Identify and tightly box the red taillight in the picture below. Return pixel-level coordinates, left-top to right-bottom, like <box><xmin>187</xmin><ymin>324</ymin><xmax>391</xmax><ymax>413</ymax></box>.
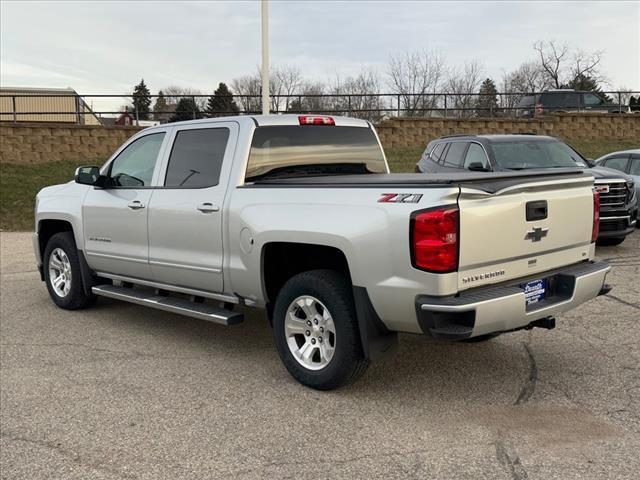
<box><xmin>592</xmin><ymin>189</ymin><xmax>600</xmax><ymax>242</ymax></box>
<box><xmin>535</xmin><ymin>103</ymin><xmax>544</xmax><ymax>115</ymax></box>
<box><xmin>298</xmin><ymin>115</ymin><xmax>335</xmax><ymax>126</ymax></box>
<box><xmin>411</xmin><ymin>207</ymin><xmax>459</xmax><ymax>273</ymax></box>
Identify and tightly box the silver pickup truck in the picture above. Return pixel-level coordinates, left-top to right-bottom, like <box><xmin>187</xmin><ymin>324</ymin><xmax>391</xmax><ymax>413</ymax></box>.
<box><xmin>34</xmin><ymin>114</ymin><xmax>611</xmax><ymax>389</ymax></box>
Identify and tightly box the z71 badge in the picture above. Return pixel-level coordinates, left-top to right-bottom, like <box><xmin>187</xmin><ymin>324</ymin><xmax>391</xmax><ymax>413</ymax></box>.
<box><xmin>378</xmin><ymin>193</ymin><xmax>423</xmax><ymax>203</ymax></box>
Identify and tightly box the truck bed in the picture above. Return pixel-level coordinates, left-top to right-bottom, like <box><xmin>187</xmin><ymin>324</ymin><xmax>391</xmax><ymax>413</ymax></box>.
<box><xmin>247</xmin><ymin>169</ymin><xmax>591</xmax><ymax>193</ymax></box>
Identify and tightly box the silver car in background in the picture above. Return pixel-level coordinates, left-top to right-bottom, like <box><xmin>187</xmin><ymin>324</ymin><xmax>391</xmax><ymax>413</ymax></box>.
<box><xmin>595</xmin><ymin>149</ymin><xmax>640</xmax><ymax>210</ymax></box>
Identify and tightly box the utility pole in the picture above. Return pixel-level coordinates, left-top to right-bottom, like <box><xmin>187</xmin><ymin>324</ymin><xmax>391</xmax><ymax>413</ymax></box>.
<box><xmin>261</xmin><ymin>0</ymin><xmax>270</xmax><ymax>115</ymax></box>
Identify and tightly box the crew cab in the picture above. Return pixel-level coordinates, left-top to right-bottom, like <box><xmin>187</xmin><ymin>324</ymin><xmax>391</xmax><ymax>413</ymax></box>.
<box><xmin>416</xmin><ymin>134</ymin><xmax>637</xmax><ymax>246</ymax></box>
<box><xmin>34</xmin><ymin>115</ymin><xmax>611</xmax><ymax>389</ymax></box>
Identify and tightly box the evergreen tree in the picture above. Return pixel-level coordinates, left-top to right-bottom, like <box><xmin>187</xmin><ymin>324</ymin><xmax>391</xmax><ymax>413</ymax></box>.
<box><xmin>132</xmin><ymin>79</ymin><xmax>152</xmax><ymax>120</ymax></box>
<box><xmin>475</xmin><ymin>78</ymin><xmax>499</xmax><ymax>117</ymax></box>
<box><xmin>153</xmin><ymin>90</ymin><xmax>169</xmax><ymax>122</ymax></box>
<box><xmin>205</xmin><ymin>83</ymin><xmax>240</xmax><ymax>117</ymax></box>
<box><xmin>567</xmin><ymin>74</ymin><xmax>612</xmax><ymax>102</ymax></box>
<box><xmin>169</xmin><ymin>97</ymin><xmax>202</xmax><ymax>123</ymax></box>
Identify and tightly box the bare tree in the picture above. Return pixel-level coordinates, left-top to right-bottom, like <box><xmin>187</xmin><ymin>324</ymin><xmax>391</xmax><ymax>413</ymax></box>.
<box><xmin>500</xmin><ymin>61</ymin><xmax>551</xmax><ymax>114</ymax></box>
<box><xmin>387</xmin><ymin>49</ymin><xmax>445</xmax><ymax>116</ymax></box>
<box><xmin>534</xmin><ymin>40</ymin><xmax>605</xmax><ymax>89</ymax></box>
<box><xmin>329</xmin><ymin>69</ymin><xmax>384</xmax><ymax>121</ymax></box>
<box><xmin>444</xmin><ymin>60</ymin><xmax>483</xmax><ymax>118</ymax></box>
<box><xmin>273</xmin><ymin>65</ymin><xmax>303</xmax><ymax>112</ymax></box>
<box><xmin>231</xmin><ymin>74</ymin><xmax>261</xmax><ymax>113</ymax></box>
<box><xmin>162</xmin><ymin>85</ymin><xmax>206</xmax><ymax>110</ymax></box>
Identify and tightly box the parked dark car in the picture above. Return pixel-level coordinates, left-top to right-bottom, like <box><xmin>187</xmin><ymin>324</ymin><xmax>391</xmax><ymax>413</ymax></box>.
<box><xmin>516</xmin><ymin>89</ymin><xmax>628</xmax><ymax>117</ymax></box>
<box><xmin>415</xmin><ymin>134</ymin><xmax>637</xmax><ymax>245</ymax></box>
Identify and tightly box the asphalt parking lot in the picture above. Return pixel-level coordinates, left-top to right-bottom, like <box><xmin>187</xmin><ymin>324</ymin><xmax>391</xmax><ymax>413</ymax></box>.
<box><xmin>1</xmin><ymin>231</ymin><xmax>638</xmax><ymax>479</ymax></box>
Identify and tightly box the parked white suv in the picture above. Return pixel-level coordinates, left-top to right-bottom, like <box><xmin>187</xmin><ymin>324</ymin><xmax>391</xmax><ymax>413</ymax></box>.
<box><xmin>34</xmin><ymin>115</ymin><xmax>611</xmax><ymax>389</ymax></box>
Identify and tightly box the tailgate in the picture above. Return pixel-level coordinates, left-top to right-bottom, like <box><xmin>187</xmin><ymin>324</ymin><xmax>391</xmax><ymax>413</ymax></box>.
<box><xmin>457</xmin><ymin>175</ymin><xmax>594</xmax><ymax>290</ymax></box>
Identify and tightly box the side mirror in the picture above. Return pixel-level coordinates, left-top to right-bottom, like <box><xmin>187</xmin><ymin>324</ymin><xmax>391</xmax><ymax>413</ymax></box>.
<box><xmin>75</xmin><ymin>166</ymin><xmax>101</xmax><ymax>185</ymax></box>
<box><xmin>467</xmin><ymin>162</ymin><xmax>491</xmax><ymax>172</ymax></box>
<box><xmin>584</xmin><ymin>159</ymin><xmax>596</xmax><ymax>168</ymax></box>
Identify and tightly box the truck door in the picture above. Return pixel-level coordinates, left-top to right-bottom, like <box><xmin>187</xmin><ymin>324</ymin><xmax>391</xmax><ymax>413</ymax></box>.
<box><xmin>83</xmin><ymin>131</ymin><xmax>169</xmax><ymax>279</ymax></box>
<box><xmin>147</xmin><ymin>122</ymin><xmax>238</xmax><ymax>293</ymax></box>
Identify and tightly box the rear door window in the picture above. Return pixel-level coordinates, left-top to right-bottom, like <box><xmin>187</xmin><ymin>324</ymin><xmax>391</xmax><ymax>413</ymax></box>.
<box><xmin>443</xmin><ymin>142</ymin><xmax>468</xmax><ymax>168</ymax></box>
<box><xmin>541</xmin><ymin>92</ymin><xmax>580</xmax><ymax>109</ymax></box>
<box><xmin>602</xmin><ymin>156</ymin><xmax>630</xmax><ymax>173</ymax></box>
<box><xmin>164</xmin><ymin>128</ymin><xmax>230</xmax><ymax>188</ymax></box>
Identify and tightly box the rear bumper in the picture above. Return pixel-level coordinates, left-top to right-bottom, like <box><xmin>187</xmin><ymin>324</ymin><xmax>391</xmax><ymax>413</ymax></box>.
<box><xmin>416</xmin><ymin>261</ymin><xmax>610</xmax><ymax>340</ymax></box>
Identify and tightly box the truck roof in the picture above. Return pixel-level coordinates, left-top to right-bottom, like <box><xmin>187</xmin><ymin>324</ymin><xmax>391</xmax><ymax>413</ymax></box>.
<box><xmin>143</xmin><ymin>114</ymin><xmax>371</xmax><ymax>132</ymax></box>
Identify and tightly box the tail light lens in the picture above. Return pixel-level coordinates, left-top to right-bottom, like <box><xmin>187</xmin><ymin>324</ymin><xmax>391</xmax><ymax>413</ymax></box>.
<box><xmin>298</xmin><ymin>115</ymin><xmax>335</xmax><ymax>126</ymax></box>
<box><xmin>535</xmin><ymin>103</ymin><xmax>544</xmax><ymax>115</ymax></box>
<box><xmin>592</xmin><ymin>189</ymin><xmax>600</xmax><ymax>242</ymax></box>
<box><xmin>411</xmin><ymin>207</ymin><xmax>459</xmax><ymax>273</ymax></box>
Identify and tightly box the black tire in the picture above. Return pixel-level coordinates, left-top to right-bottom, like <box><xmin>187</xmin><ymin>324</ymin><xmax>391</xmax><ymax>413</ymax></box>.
<box><xmin>596</xmin><ymin>237</ymin><xmax>626</xmax><ymax>247</ymax></box>
<box><xmin>43</xmin><ymin>232</ymin><xmax>96</xmax><ymax>310</ymax></box>
<box><xmin>461</xmin><ymin>333</ymin><xmax>501</xmax><ymax>343</ymax></box>
<box><xmin>272</xmin><ymin>270</ymin><xmax>369</xmax><ymax>390</ymax></box>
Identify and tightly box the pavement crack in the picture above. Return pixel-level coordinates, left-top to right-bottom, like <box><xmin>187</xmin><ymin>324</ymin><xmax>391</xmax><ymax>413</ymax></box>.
<box><xmin>494</xmin><ymin>437</ymin><xmax>529</xmax><ymax>480</ymax></box>
<box><xmin>514</xmin><ymin>342</ymin><xmax>537</xmax><ymax>405</ymax></box>
<box><xmin>0</xmin><ymin>431</ymin><xmax>136</xmax><ymax>479</ymax></box>
<box><xmin>604</xmin><ymin>294</ymin><xmax>640</xmax><ymax>310</ymax></box>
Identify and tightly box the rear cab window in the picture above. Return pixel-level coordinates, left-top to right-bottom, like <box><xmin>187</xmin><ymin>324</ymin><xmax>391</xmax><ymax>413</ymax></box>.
<box><xmin>164</xmin><ymin>128</ymin><xmax>230</xmax><ymax>188</ymax></box>
<box><xmin>245</xmin><ymin>126</ymin><xmax>386</xmax><ymax>181</ymax></box>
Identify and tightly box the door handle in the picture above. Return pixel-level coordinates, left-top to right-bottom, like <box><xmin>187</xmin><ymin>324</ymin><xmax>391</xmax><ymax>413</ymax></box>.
<box><xmin>197</xmin><ymin>202</ymin><xmax>220</xmax><ymax>213</ymax></box>
<box><xmin>127</xmin><ymin>200</ymin><xmax>146</xmax><ymax>210</ymax></box>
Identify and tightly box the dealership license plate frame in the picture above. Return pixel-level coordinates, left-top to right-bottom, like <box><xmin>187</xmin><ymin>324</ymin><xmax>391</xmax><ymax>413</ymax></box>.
<box><xmin>522</xmin><ymin>278</ymin><xmax>547</xmax><ymax>306</ymax></box>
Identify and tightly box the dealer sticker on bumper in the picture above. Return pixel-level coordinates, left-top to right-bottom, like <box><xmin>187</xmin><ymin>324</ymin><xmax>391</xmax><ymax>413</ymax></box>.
<box><xmin>523</xmin><ymin>279</ymin><xmax>546</xmax><ymax>306</ymax></box>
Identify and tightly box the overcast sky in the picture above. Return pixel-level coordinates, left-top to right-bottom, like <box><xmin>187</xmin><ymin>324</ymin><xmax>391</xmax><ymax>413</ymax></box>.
<box><xmin>1</xmin><ymin>0</ymin><xmax>638</xmax><ymax>110</ymax></box>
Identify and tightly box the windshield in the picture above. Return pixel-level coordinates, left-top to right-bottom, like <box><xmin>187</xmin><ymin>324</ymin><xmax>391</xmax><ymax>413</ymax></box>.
<box><xmin>492</xmin><ymin>140</ymin><xmax>588</xmax><ymax>170</ymax></box>
<box><xmin>245</xmin><ymin>126</ymin><xmax>387</xmax><ymax>181</ymax></box>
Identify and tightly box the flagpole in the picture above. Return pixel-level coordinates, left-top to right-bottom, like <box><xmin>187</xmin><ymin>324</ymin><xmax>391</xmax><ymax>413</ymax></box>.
<box><xmin>261</xmin><ymin>0</ymin><xmax>269</xmax><ymax>115</ymax></box>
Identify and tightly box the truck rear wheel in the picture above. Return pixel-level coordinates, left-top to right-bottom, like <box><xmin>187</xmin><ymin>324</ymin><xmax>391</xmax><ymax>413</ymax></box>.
<box><xmin>272</xmin><ymin>269</ymin><xmax>369</xmax><ymax>390</ymax></box>
<box><xmin>43</xmin><ymin>232</ymin><xmax>96</xmax><ymax>310</ymax></box>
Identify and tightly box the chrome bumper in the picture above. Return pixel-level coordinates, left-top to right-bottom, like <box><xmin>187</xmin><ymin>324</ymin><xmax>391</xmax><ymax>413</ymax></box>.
<box><xmin>416</xmin><ymin>261</ymin><xmax>611</xmax><ymax>339</ymax></box>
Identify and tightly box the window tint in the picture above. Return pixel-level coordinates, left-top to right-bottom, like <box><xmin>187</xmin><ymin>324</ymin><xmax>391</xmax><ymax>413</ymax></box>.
<box><xmin>246</xmin><ymin>126</ymin><xmax>386</xmax><ymax>181</ymax></box>
<box><xmin>430</xmin><ymin>143</ymin><xmax>446</xmax><ymax>163</ymax></box>
<box><xmin>630</xmin><ymin>158</ymin><xmax>640</xmax><ymax>175</ymax></box>
<box><xmin>540</xmin><ymin>92</ymin><xmax>580</xmax><ymax>108</ymax></box>
<box><xmin>492</xmin><ymin>140</ymin><xmax>587</xmax><ymax>169</ymax></box>
<box><xmin>443</xmin><ymin>142</ymin><xmax>467</xmax><ymax>167</ymax></box>
<box><xmin>164</xmin><ymin>128</ymin><xmax>230</xmax><ymax>188</ymax></box>
<box><xmin>584</xmin><ymin>93</ymin><xmax>604</xmax><ymax>106</ymax></box>
<box><xmin>463</xmin><ymin>143</ymin><xmax>490</xmax><ymax>169</ymax></box>
<box><xmin>109</xmin><ymin>133</ymin><xmax>165</xmax><ymax>187</ymax></box>
<box><xmin>517</xmin><ymin>95</ymin><xmax>535</xmax><ymax>107</ymax></box>
<box><xmin>602</xmin><ymin>156</ymin><xmax>629</xmax><ymax>173</ymax></box>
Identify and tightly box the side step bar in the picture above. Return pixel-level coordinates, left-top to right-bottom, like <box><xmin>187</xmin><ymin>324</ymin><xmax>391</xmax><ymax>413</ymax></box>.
<box><xmin>92</xmin><ymin>284</ymin><xmax>244</xmax><ymax>326</ymax></box>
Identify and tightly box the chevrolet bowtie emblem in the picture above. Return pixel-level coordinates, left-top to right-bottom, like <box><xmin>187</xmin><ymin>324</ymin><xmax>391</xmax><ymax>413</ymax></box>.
<box><xmin>525</xmin><ymin>227</ymin><xmax>549</xmax><ymax>242</ymax></box>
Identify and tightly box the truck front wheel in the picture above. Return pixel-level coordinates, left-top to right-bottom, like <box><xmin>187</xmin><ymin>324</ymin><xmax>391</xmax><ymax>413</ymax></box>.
<box><xmin>272</xmin><ymin>270</ymin><xmax>369</xmax><ymax>390</ymax></box>
<box><xmin>43</xmin><ymin>232</ymin><xmax>96</xmax><ymax>310</ymax></box>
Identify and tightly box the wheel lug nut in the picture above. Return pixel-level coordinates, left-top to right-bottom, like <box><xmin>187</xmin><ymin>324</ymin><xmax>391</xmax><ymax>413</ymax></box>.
<box><xmin>318</xmin><ymin>337</ymin><xmax>323</xmax><ymax>343</ymax></box>
<box><xmin>307</xmin><ymin>321</ymin><xmax>312</xmax><ymax>326</ymax></box>
<box><xmin>314</xmin><ymin>319</ymin><xmax>319</xmax><ymax>325</ymax></box>
<box><xmin>320</xmin><ymin>327</ymin><xmax>324</xmax><ymax>333</ymax></box>
<box><xmin>305</xmin><ymin>330</ymin><xmax>310</xmax><ymax>336</ymax></box>
<box><xmin>311</xmin><ymin>338</ymin><xmax>316</xmax><ymax>344</ymax></box>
